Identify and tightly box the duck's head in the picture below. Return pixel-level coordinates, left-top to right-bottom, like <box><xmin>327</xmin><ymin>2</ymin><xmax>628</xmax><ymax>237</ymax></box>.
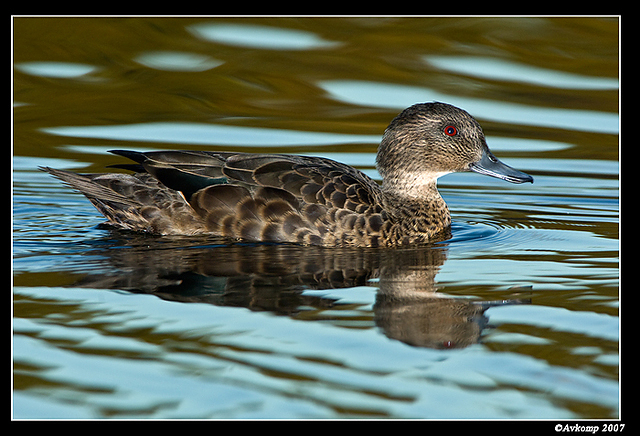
<box><xmin>376</xmin><ymin>102</ymin><xmax>533</xmax><ymax>196</ymax></box>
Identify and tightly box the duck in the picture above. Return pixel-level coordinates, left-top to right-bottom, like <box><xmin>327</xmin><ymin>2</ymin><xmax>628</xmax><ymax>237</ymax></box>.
<box><xmin>42</xmin><ymin>102</ymin><xmax>533</xmax><ymax>247</ymax></box>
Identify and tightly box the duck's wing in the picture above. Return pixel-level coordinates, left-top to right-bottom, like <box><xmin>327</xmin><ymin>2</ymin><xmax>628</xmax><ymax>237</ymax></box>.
<box><xmin>110</xmin><ymin>150</ymin><xmax>386</xmax><ymax>245</ymax></box>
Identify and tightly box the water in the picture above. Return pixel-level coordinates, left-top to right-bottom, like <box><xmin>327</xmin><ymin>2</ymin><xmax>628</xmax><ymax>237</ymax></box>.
<box><xmin>12</xmin><ymin>17</ymin><xmax>619</xmax><ymax>419</ymax></box>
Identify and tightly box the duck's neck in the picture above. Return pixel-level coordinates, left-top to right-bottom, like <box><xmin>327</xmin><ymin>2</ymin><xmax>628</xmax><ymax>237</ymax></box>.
<box><xmin>381</xmin><ymin>175</ymin><xmax>451</xmax><ymax>239</ymax></box>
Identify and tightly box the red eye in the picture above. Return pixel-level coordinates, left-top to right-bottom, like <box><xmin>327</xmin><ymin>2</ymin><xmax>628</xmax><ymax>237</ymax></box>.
<box><xmin>444</xmin><ymin>125</ymin><xmax>457</xmax><ymax>136</ymax></box>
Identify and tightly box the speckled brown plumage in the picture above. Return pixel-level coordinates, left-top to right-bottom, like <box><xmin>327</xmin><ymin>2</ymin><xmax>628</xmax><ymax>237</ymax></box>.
<box><xmin>42</xmin><ymin>102</ymin><xmax>533</xmax><ymax>247</ymax></box>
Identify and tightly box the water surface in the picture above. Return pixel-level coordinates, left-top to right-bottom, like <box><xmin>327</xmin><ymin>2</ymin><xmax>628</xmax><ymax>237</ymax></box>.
<box><xmin>13</xmin><ymin>16</ymin><xmax>619</xmax><ymax>419</ymax></box>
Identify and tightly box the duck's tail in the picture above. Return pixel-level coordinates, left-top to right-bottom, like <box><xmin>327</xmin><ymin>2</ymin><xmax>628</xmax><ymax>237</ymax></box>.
<box><xmin>40</xmin><ymin>166</ymin><xmax>205</xmax><ymax>234</ymax></box>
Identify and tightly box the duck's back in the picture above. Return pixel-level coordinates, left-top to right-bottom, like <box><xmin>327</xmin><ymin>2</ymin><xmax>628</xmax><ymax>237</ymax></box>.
<box><xmin>43</xmin><ymin>150</ymin><xmax>393</xmax><ymax>247</ymax></box>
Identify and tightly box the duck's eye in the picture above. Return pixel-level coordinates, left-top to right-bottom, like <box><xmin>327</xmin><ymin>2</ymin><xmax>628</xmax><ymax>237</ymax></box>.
<box><xmin>444</xmin><ymin>125</ymin><xmax>458</xmax><ymax>136</ymax></box>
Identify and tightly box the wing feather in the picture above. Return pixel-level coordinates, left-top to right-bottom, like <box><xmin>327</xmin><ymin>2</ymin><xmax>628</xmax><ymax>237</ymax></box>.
<box><xmin>51</xmin><ymin>150</ymin><xmax>387</xmax><ymax>245</ymax></box>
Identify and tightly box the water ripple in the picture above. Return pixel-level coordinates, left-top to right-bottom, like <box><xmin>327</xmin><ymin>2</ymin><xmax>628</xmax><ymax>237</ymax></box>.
<box><xmin>318</xmin><ymin>80</ymin><xmax>619</xmax><ymax>134</ymax></box>
<box><xmin>187</xmin><ymin>22</ymin><xmax>340</xmax><ymax>50</ymax></box>
<box><xmin>423</xmin><ymin>56</ymin><xmax>619</xmax><ymax>90</ymax></box>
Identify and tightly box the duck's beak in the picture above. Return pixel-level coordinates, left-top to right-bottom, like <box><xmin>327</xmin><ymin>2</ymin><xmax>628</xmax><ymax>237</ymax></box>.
<box><xmin>469</xmin><ymin>149</ymin><xmax>533</xmax><ymax>184</ymax></box>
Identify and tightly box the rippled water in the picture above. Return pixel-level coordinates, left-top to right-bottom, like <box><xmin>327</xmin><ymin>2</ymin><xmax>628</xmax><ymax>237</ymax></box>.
<box><xmin>13</xmin><ymin>17</ymin><xmax>619</xmax><ymax>420</ymax></box>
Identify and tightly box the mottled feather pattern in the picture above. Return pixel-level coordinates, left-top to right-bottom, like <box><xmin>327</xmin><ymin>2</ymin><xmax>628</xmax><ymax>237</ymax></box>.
<box><xmin>44</xmin><ymin>151</ymin><xmax>393</xmax><ymax>246</ymax></box>
<box><xmin>177</xmin><ymin>151</ymin><xmax>391</xmax><ymax>246</ymax></box>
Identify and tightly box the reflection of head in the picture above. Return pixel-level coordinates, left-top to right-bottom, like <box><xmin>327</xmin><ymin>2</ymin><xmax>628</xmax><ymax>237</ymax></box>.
<box><xmin>374</xmin><ymin>294</ymin><xmax>487</xmax><ymax>349</ymax></box>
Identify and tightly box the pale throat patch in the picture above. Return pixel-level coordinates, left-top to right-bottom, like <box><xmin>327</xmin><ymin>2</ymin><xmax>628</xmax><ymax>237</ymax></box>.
<box><xmin>383</xmin><ymin>170</ymin><xmax>451</xmax><ymax>199</ymax></box>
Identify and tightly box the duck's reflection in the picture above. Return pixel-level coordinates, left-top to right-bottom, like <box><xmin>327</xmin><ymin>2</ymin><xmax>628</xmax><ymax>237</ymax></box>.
<box><xmin>75</xmin><ymin>232</ymin><xmax>528</xmax><ymax>349</ymax></box>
